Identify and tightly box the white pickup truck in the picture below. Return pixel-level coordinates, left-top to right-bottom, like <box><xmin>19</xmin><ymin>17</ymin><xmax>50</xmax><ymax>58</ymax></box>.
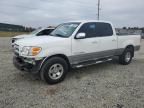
<box><xmin>11</xmin><ymin>27</ymin><xmax>54</xmax><ymax>46</ymax></box>
<box><xmin>13</xmin><ymin>20</ymin><xmax>141</xmax><ymax>84</ymax></box>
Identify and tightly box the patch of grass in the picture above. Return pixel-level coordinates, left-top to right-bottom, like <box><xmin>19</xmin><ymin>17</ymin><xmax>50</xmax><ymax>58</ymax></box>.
<box><xmin>0</xmin><ymin>31</ymin><xmax>29</xmax><ymax>37</ymax></box>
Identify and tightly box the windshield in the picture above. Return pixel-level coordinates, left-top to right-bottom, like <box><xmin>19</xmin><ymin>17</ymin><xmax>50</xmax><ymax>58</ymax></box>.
<box><xmin>50</xmin><ymin>23</ymin><xmax>80</xmax><ymax>38</ymax></box>
<box><xmin>30</xmin><ymin>28</ymin><xmax>42</xmax><ymax>35</ymax></box>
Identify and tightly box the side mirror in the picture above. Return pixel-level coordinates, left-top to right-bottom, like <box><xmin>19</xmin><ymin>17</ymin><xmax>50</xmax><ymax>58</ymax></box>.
<box><xmin>75</xmin><ymin>33</ymin><xmax>86</xmax><ymax>39</ymax></box>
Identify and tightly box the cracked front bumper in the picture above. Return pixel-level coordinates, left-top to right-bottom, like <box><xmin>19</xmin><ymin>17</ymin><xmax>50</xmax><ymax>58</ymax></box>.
<box><xmin>13</xmin><ymin>55</ymin><xmax>44</xmax><ymax>74</ymax></box>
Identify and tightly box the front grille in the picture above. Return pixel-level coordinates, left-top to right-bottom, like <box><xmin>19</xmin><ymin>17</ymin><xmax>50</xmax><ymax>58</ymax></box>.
<box><xmin>13</xmin><ymin>44</ymin><xmax>19</xmax><ymax>54</ymax></box>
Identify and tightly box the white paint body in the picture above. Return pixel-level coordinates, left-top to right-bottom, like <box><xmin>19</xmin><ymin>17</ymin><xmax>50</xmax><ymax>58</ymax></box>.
<box><xmin>15</xmin><ymin>20</ymin><xmax>141</xmax><ymax>61</ymax></box>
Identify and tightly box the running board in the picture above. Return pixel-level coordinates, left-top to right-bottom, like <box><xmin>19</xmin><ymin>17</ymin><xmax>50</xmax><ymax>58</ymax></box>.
<box><xmin>72</xmin><ymin>58</ymin><xmax>113</xmax><ymax>68</ymax></box>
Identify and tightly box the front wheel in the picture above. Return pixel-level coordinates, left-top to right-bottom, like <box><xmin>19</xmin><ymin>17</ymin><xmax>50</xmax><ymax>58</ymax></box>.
<box><xmin>119</xmin><ymin>48</ymin><xmax>133</xmax><ymax>65</ymax></box>
<box><xmin>40</xmin><ymin>57</ymin><xmax>68</xmax><ymax>84</ymax></box>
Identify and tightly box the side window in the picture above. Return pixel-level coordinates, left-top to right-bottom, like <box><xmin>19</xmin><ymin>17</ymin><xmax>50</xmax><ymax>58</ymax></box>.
<box><xmin>78</xmin><ymin>22</ymin><xmax>113</xmax><ymax>38</ymax></box>
<box><xmin>95</xmin><ymin>23</ymin><xmax>113</xmax><ymax>37</ymax></box>
<box><xmin>78</xmin><ymin>23</ymin><xmax>96</xmax><ymax>38</ymax></box>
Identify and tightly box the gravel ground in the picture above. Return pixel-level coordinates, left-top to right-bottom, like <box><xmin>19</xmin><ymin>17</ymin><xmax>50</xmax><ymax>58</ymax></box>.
<box><xmin>0</xmin><ymin>37</ymin><xmax>144</xmax><ymax>108</ymax></box>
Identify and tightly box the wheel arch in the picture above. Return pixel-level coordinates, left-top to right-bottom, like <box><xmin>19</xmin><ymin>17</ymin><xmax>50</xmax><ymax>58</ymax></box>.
<box><xmin>39</xmin><ymin>54</ymin><xmax>71</xmax><ymax>71</ymax></box>
<box><xmin>125</xmin><ymin>45</ymin><xmax>134</xmax><ymax>57</ymax></box>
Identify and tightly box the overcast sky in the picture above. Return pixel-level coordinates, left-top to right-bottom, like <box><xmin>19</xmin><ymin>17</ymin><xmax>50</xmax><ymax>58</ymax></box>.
<box><xmin>0</xmin><ymin>0</ymin><xmax>143</xmax><ymax>28</ymax></box>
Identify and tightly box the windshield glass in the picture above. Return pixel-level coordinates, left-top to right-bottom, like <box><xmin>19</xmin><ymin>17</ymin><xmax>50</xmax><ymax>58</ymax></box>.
<box><xmin>30</xmin><ymin>28</ymin><xmax>42</xmax><ymax>35</ymax></box>
<box><xmin>50</xmin><ymin>23</ymin><xmax>80</xmax><ymax>38</ymax></box>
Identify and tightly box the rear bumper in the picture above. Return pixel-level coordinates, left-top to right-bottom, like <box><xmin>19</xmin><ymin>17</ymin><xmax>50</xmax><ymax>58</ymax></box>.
<box><xmin>13</xmin><ymin>56</ymin><xmax>44</xmax><ymax>74</ymax></box>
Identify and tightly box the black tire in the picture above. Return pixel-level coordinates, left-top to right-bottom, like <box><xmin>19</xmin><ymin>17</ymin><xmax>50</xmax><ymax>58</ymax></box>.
<box><xmin>119</xmin><ymin>48</ymin><xmax>133</xmax><ymax>65</ymax></box>
<box><xmin>40</xmin><ymin>57</ymin><xmax>68</xmax><ymax>84</ymax></box>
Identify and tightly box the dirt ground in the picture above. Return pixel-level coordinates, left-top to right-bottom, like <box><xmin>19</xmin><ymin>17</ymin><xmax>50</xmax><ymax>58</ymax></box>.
<box><xmin>0</xmin><ymin>37</ymin><xmax>144</xmax><ymax>108</ymax></box>
<box><xmin>0</xmin><ymin>31</ymin><xmax>28</xmax><ymax>37</ymax></box>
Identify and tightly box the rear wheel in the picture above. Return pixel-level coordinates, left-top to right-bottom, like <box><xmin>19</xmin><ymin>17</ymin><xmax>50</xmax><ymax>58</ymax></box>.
<box><xmin>40</xmin><ymin>57</ymin><xmax>68</xmax><ymax>84</ymax></box>
<box><xmin>119</xmin><ymin>48</ymin><xmax>133</xmax><ymax>65</ymax></box>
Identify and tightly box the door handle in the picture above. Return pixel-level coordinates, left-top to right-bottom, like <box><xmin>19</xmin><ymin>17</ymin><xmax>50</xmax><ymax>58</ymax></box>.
<box><xmin>112</xmin><ymin>39</ymin><xmax>116</xmax><ymax>42</ymax></box>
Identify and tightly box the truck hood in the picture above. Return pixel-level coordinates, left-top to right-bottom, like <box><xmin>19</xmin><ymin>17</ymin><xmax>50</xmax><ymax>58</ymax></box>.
<box><xmin>15</xmin><ymin>36</ymin><xmax>67</xmax><ymax>46</ymax></box>
<box><xmin>12</xmin><ymin>34</ymin><xmax>34</xmax><ymax>39</ymax></box>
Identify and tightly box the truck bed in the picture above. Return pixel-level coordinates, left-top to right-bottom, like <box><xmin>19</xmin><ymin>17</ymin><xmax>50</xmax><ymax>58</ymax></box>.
<box><xmin>117</xmin><ymin>35</ymin><xmax>141</xmax><ymax>50</ymax></box>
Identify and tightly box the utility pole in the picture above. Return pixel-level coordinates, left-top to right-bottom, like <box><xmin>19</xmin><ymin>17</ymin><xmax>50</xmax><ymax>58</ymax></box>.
<box><xmin>97</xmin><ymin>0</ymin><xmax>100</xmax><ymax>20</ymax></box>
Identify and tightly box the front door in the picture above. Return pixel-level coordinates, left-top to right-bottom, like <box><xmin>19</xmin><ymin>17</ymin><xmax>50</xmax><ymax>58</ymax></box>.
<box><xmin>71</xmin><ymin>22</ymin><xmax>101</xmax><ymax>64</ymax></box>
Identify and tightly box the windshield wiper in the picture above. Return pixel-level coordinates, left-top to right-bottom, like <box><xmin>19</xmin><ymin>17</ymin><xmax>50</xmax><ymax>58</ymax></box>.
<box><xmin>49</xmin><ymin>34</ymin><xmax>67</xmax><ymax>38</ymax></box>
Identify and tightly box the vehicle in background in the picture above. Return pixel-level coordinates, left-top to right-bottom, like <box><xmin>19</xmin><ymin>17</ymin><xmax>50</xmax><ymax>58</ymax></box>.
<box><xmin>13</xmin><ymin>20</ymin><xmax>141</xmax><ymax>84</ymax></box>
<box><xmin>11</xmin><ymin>27</ymin><xmax>55</xmax><ymax>46</ymax></box>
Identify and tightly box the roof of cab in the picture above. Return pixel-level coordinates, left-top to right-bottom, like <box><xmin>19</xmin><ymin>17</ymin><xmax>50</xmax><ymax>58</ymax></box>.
<box><xmin>68</xmin><ymin>20</ymin><xmax>112</xmax><ymax>24</ymax></box>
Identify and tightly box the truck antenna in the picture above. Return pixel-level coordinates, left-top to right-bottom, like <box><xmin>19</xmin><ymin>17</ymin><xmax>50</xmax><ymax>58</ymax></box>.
<box><xmin>97</xmin><ymin>0</ymin><xmax>100</xmax><ymax>20</ymax></box>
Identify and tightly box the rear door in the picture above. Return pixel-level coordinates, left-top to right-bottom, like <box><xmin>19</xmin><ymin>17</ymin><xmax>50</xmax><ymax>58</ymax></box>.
<box><xmin>94</xmin><ymin>22</ymin><xmax>117</xmax><ymax>56</ymax></box>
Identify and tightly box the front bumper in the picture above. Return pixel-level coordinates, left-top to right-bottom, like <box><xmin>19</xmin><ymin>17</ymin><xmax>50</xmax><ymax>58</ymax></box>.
<box><xmin>13</xmin><ymin>56</ymin><xmax>44</xmax><ymax>74</ymax></box>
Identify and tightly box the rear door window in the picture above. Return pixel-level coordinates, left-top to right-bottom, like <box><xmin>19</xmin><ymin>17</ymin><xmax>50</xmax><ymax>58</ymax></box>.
<box><xmin>95</xmin><ymin>22</ymin><xmax>113</xmax><ymax>37</ymax></box>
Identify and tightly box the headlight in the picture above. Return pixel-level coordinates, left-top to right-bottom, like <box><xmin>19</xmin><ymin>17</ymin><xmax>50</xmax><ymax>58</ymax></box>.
<box><xmin>21</xmin><ymin>46</ymin><xmax>42</xmax><ymax>56</ymax></box>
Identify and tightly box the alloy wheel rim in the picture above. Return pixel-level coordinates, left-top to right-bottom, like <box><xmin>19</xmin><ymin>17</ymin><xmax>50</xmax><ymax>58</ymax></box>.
<box><xmin>48</xmin><ymin>64</ymin><xmax>64</xmax><ymax>80</ymax></box>
<box><xmin>125</xmin><ymin>52</ymin><xmax>131</xmax><ymax>62</ymax></box>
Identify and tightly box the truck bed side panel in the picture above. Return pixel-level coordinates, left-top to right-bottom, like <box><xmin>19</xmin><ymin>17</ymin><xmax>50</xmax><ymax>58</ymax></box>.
<box><xmin>116</xmin><ymin>35</ymin><xmax>141</xmax><ymax>55</ymax></box>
